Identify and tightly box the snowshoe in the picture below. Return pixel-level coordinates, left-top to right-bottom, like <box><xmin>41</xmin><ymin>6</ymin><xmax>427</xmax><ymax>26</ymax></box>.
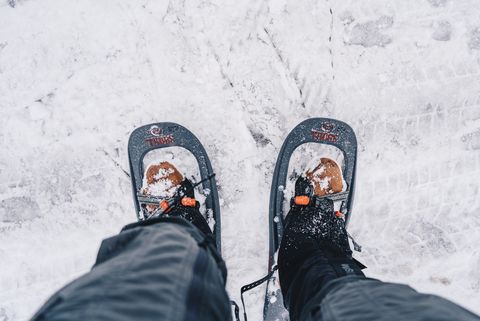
<box><xmin>263</xmin><ymin>118</ymin><xmax>358</xmax><ymax>321</ymax></box>
<box><xmin>127</xmin><ymin>123</ymin><xmax>222</xmax><ymax>251</ymax></box>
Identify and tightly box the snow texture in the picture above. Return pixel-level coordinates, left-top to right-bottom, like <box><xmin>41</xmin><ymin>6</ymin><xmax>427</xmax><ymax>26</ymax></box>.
<box><xmin>1</xmin><ymin>0</ymin><xmax>480</xmax><ymax>320</ymax></box>
<box><xmin>142</xmin><ymin>165</ymin><xmax>176</xmax><ymax>197</ymax></box>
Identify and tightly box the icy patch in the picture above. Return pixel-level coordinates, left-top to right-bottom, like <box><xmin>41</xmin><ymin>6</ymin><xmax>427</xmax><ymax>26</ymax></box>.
<box><xmin>346</xmin><ymin>16</ymin><xmax>393</xmax><ymax>48</ymax></box>
<box><xmin>268</xmin><ymin>0</ymin><xmax>286</xmax><ymax>15</ymax></box>
<box><xmin>459</xmin><ymin>119</ymin><xmax>480</xmax><ymax>150</ymax></box>
<box><xmin>0</xmin><ymin>197</ymin><xmax>40</xmax><ymax>223</ymax></box>
<box><xmin>468</xmin><ymin>27</ymin><xmax>480</xmax><ymax>50</ymax></box>
<box><xmin>0</xmin><ymin>308</ymin><xmax>11</xmax><ymax>321</ymax></box>
<box><xmin>74</xmin><ymin>173</ymin><xmax>105</xmax><ymax>197</ymax></box>
<box><xmin>432</xmin><ymin>20</ymin><xmax>452</xmax><ymax>41</ymax></box>
<box><xmin>461</xmin><ymin>129</ymin><xmax>480</xmax><ymax>150</ymax></box>
<box><xmin>339</xmin><ymin>11</ymin><xmax>355</xmax><ymax>26</ymax></box>
<box><xmin>248</xmin><ymin>126</ymin><xmax>271</xmax><ymax>147</ymax></box>
<box><xmin>428</xmin><ymin>0</ymin><xmax>448</xmax><ymax>7</ymax></box>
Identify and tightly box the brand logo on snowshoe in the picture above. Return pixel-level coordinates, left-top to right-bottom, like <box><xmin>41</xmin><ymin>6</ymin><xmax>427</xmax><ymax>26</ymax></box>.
<box><xmin>320</xmin><ymin>123</ymin><xmax>335</xmax><ymax>132</ymax></box>
<box><xmin>144</xmin><ymin>135</ymin><xmax>175</xmax><ymax>146</ymax></box>
<box><xmin>311</xmin><ymin>129</ymin><xmax>338</xmax><ymax>142</ymax></box>
<box><xmin>149</xmin><ymin>125</ymin><xmax>163</xmax><ymax>136</ymax></box>
<box><xmin>145</xmin><ymin>126</ymin><xmax>174</xmax><ymax>146</ymax></box>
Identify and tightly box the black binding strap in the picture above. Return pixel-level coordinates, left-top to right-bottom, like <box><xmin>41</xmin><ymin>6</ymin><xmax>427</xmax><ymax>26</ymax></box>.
<box><xmin>146</xmin><ymin>173</ymin><xmax>216</xmax><ymax>219</ymax></box>
<box><xmin>231</xmin><ymin>300</ymin><xmax>240</xmax><ymax>321</ymax></box>
<box><xmin>237</xmin><ymin>265</ymin><xmax>279</xmax><ymax>321</ymax></box>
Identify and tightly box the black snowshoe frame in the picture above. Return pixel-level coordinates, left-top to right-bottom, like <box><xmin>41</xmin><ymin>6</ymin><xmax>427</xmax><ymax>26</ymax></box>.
<box><xmin>264</xmin><ymin>118</ymin><xmax>358</xmax><ymax>321</ymax></box>
<box><xmin>128</xmin><ymin>122</ymin><xmax>221</xmax><ymax>251</ymax></box>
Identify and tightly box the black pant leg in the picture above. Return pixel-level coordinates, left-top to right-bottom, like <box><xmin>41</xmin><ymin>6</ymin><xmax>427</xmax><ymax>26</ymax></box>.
<box><xmin>290</xmin><ymin>262</ymin><xmax>480</xmax><ymax>321</ymax></box>
<box><xmin>284</xmin><ymin>251</ymin><xmax>364</xmax><ymax>321</ymax></box>
<box><xmin>31</xmin><ymin>218</ymin><xmax>232</xmax><ymax>321</ymax></box>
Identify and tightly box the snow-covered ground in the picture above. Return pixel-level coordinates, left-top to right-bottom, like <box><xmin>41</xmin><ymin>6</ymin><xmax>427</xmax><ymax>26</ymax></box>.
<box><xmin>1</xmin><ymin>0</ymin><xmax>480</xmax><ymax>319</ymax></box>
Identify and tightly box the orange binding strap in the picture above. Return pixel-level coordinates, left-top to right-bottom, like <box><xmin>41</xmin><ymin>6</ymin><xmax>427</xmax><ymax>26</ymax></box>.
<box><xmin>335</xmin><ymin>211</ymin><xmax>344</xmax><ymax>218</ymax></box>
<box><xmin>181</xmin><ymin>197</ymin><xmax>197</xmax><ymax>207</ymax></box>
<box><xmin>160</xmin><ymin>200</ymin><xmax>170</xmax><ymax>211</ymax></box>
<box><xmin>294</xmin><ymin>196</ymin><xmax>310</xmax><ymax>206</ymax></box>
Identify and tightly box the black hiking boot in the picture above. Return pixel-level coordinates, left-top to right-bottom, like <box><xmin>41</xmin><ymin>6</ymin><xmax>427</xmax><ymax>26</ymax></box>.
<box><xmin>278</xmin><ymin>159</ymin><xmax>365</xmax><ymax>313</ymax></box>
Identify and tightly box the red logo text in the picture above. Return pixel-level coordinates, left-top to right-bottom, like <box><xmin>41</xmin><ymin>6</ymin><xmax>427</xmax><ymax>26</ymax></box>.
<box><xmin>145</xmin><ymin>135</ymin><xmax>175</xmax><ymax>147</ymax></box>
<box><xmin>311</xmin><ymin>129</ymin><xmax>338</xmax><ymax>142</ymax></box>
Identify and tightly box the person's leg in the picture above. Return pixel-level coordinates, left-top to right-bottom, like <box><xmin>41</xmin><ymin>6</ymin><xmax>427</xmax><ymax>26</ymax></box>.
<box><xmin>31</xmin><ymin>216</ymin><xmax>231</xmax><ymax>321</ymax></box>
<box><xmin>31</xmin><ymin>161</ymin><xmax>231</xmax><ymax>321</ymax></box>
<box><xmin>278</xmin><ymin>163</ymin><xmax>480</xmax><ymax>321</ymax></box>
<box><xmin>311</xmin><ymin>276</ymin><xmax>480</xmax><ymax>321</ymax></box>
<box><xmin>280</xmin><ymin>231</ymin><xmax>480</xmax><ymax>321</ymax></box>
<box><xmin>278</xmin><ymin>197</ymin><xmax>365</xmax><ymax>321</ymax></box>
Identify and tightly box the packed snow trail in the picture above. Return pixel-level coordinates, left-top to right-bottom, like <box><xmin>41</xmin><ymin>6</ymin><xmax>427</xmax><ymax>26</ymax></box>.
<box><xmin>1</xmin><ymin>0</ymin><xmax>480</xmax><ymax>320</ymax></box>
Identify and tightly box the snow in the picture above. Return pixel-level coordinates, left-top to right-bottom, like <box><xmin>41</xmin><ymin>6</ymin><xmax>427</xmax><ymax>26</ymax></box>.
<box><xmin>1</xmin><ymin>0</ymin><xmax>480</xmax><ymax>320</ymax></box>
<box><xmin>142</xmin><ymin>164</ymin><xmax>176</xmax><ymax>197</ymax></box>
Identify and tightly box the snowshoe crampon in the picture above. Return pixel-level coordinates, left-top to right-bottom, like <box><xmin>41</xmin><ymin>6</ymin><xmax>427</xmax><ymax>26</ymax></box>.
<box><xmin>264</xmin><ymin>118</ymin><xmax>357</xmax><ymax>321</ymax></box>
<box><xmin>127</xmin><ymin>123</ymin><xmax>221</xmax><ymax>251</ymax></box>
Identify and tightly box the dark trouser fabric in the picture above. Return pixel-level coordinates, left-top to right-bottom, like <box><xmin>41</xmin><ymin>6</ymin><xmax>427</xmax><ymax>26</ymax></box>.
<box><xmin>30</xmin><ymin>217</ymin><xmax>232</xmax><ymax>321</ymax></box>
<box><xmin>289</xmin><ymin>259</ymin><xmax>480</xmax><ymax>321</ymax></box>
<box><xmin>31</xmin><ymin>216</ymin><xmax>480</xmax><ymax>321</ymax></box>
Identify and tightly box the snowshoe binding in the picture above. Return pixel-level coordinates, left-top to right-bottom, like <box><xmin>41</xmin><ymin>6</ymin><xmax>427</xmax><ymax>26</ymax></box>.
<box><xmin>138</xmin><ymin>161</ymin><xmax>213</xmax><ymax>236</ymax></box>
